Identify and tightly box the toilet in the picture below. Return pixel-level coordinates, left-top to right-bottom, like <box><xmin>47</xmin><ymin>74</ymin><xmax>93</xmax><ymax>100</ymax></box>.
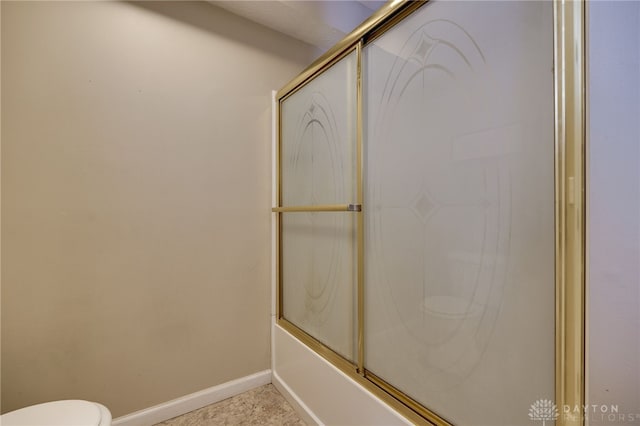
<box><xmin>0</xmin><ymin>400</ymin><xmax>111</xmax><ymax>426</ymax></box>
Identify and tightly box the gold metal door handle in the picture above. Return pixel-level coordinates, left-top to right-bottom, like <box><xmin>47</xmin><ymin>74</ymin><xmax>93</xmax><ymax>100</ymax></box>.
<box><xmin>272</xmin><ymin>203</ymin><xmax>362</xmax><ymax>213</ymax></box>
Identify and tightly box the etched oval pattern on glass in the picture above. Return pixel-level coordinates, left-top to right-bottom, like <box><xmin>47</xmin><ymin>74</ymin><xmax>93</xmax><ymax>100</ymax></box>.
<box><xmin>280</xmin><ymin>51</ymin><xmax>357</xmax><ymax>360</ymax></box>
<box><xmin>364</xmin><ymin>2</ymin><xmax>555</xmax><ymax>424</ymax></box>
<box><xmin>368</xmin><ymin>15</ymin><xmax>510</xmax><ymax>385</ymax></box>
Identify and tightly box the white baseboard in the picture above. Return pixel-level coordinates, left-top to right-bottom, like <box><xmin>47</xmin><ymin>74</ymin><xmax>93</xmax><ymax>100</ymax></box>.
<box><xmin>272</xmin><ymin>370</ymin><xmax>322</xmax><ymax>426</ymax></box>
<box><xmin>112</xmin><ymin>370</ymin><xmax>272</xmax><ymax>426</ymax></box>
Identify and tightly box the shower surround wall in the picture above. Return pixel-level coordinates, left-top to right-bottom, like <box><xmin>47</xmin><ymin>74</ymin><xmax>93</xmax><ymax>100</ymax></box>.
<box><xmin>1</xmin><ymin>1</ymin><xmax>316</xmax><ymax>417</ymax></box>
<box><xmin>588</xmin><ymin>1</ymin><xmax>640</xmax><ymax>420</ymax></box>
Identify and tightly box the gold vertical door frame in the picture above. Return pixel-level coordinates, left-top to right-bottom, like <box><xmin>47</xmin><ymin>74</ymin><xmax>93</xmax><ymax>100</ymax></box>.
<box><xmin>555</xmin><ymin>1</ymin><xmax>586</xmax><ymax>425</ymax></box>
<box><xmin>356</xmin><ymin>41</ymin><xmax>365</xmax><ymax>375</ymax></box>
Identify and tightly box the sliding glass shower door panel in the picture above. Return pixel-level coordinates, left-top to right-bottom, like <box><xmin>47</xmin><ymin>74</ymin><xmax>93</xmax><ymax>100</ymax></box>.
<box><xmin>363</xmin><ymin>2</ymin><xmax>555</xmax><ymax>424</ymax></box>
<box><xmin>280</xmin><ymin>51</ymin><xmax>357</xmax><ymax>361</ymax></box>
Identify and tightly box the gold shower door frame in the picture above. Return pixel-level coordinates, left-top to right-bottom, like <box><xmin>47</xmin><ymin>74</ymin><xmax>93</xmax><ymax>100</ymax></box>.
<box><xmin>273</xmin><ymin>1</ymin><xmax>586</xmax><ymax>425</ymax></box>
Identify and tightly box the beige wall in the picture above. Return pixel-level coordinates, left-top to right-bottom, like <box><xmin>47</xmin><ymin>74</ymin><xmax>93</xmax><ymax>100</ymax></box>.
<box><xmin>0</xmin><ymin>1</ymin><xmax>315</xmax><ymax>417</ymax></box>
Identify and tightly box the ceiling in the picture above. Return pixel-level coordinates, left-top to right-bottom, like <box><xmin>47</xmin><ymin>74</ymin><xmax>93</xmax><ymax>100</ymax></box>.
<box><xmin>208</xmin><ymin>1</ymin><xmax>387</xmax><ymax>50</ymax></box>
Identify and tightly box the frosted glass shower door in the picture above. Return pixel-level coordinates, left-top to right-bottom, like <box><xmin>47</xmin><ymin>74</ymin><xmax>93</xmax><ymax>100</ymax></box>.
<box><xmin>363</xmin><ymin>2</ymin><xmax>555</xmax><ymax>424</ymax></box>
<box><xmin>279</xmin><ymin>51</ymin><xmax>358</xmax><ymax>361</ymax></box>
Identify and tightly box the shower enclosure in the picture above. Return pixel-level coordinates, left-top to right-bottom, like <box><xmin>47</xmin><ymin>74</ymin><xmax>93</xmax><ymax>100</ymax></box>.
<box><xmin>273</xmin><ymin>1</ymin><xmax>585</xmax><ymax>424</ymax></box>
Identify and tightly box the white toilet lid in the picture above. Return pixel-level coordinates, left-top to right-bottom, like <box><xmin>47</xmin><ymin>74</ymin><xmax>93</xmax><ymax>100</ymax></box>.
<box><xmin>1</xmin><ymin>400</ymin><xmax>109</xmax><ymax>426</ymax></box>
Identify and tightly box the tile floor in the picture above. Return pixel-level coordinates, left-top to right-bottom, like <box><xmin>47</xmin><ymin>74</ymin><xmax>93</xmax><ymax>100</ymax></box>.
<box><xmin>154</xmin><ymin>384</ymin><xmax>306</xmax><ymax>426</ymax></box>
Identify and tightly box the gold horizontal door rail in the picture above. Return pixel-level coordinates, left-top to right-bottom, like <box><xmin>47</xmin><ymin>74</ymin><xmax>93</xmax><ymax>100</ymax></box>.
<box><xmin>272</xmin><ymin>204</ymin><xmax>361</xmax><ymax>213</ymax></box>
